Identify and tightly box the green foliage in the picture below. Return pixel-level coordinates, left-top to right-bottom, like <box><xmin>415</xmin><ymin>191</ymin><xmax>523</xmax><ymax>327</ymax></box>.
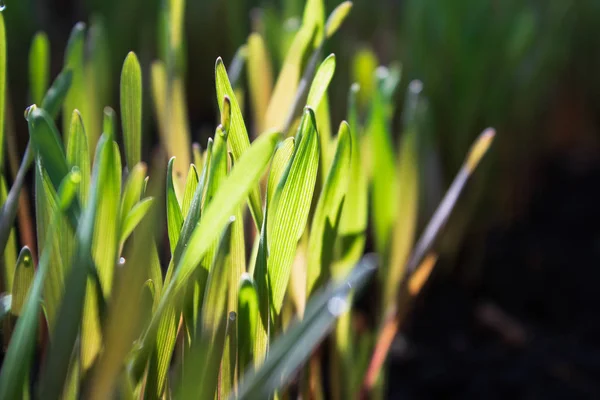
<box><xmin>0</xmin><ymin>1</ymin><xmax>496</xmax><ymax>399</ymax></box>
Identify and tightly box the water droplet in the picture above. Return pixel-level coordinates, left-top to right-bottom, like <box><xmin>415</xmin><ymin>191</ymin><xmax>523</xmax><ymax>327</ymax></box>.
<box><xmin>24</xmin><ymin>104</ymin><xmax>36</xmax><ymax>120</ymax></box>
<box><xmin>409</xmin><ymin>79</ymin><xmax>423</xmax><ymax>95</ymax></box>
<box><xmin>0</xmin><ymin>1</ymin><xmax>6</xmax><ymax>12</ymax></box>
<box><xmin>375</xmin><ymin>66</ymin><xmax>390</xmax><ymax>81</ymax></box>
<box><xmin>327</xmin><ymin>296</ymin><xmax>349</xmax><ymax>316</ymax></box>
<box><xmin>119</xmin><ymin>257</ymin><xmax>126</xmax><ymax>265</ymax></box>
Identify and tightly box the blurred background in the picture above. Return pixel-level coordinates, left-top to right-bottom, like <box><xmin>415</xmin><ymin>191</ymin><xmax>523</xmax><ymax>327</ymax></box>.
<box><xmin>4</xmin><ymin>0</ymin><xmax>600</xmax><ymax>397</ymax></box>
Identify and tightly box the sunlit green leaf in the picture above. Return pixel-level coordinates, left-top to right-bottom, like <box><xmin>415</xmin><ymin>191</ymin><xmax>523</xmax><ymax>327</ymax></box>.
<box><xmin>29</xmin><ymin>31</ymin><xmax>50</xmax><ymax>106</ymax></box>
<box><xmin>236</xmin><ymin>255</ymin><xmax>377</xmax><ymax>400</ymax></box>
<box><xmin>307</xmin><ymin>121</ymin><xmax>351</xmax><ymax>296</ymax></box>
<box><xmin>238</xmin><ymin>275</ymin><xmax>260</xmax><ymax>374</ymax></box>
<box><xmin>41</xmin><ymin>69</ymin><xmax>73</xmax><ymax>120</ymax></box>
<box><xmin>62</xmin><ymin>22</ymin><xmax>87</xmax><ymax>145</ymax></box>
<box><xmin>215</xmin><ymin>57</ymin><xmax>264</xmax><ymax>228</ymax></box>
<box><xmin>66</xmin><ymin>110</ymin><xmax>90</xmax><ymax>204</ymax></box>
<box><xmin>268</xmin><ymin>109</ymin><xmax>320</xmax><ymax>314</ymax></box>
<box><xmin>325</xmin><ymin>1</ymin><xmax>353</xmax><ymax>39</ymax></box>
<box><xmin>120</xmin><ymin>52</ymin><xmax>142</xmax><ymax>169</ymax></box>
<box><xmin>119</xmin><ymin>197</ymin><xmax>155</xmax><ymax>246</ymax></box>
<box><xmin>0</xmin><ymin>169</ymin><xmax>80</xmax><ymax>400</ymax></box>
<box><xmin>10</xmin><ymin>247</ymin><xmax>34</xmax><ymax>316</ymax></box>
<box><xmin>166</xmin><ymin>157</ymin><xmax>183</xmax><ymax>254</ymax></box>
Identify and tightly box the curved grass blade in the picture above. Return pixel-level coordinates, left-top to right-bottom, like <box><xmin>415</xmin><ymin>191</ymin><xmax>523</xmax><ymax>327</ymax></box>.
<box><xmin>86</xmin><ymin>17</ymin><xmax>112</xmax><ymax>156</ymax></box>
<box><xmin>119</xmin><ymin>197</ymin><xmax>155</xmax><ymax>246</ymax></box>
<box><xmin>120</xmin><ymin>52</ymin><xmax>142</xmax><ymax>169</ymax></box>
<box><xmin>383</xmin><ymin>82</ymin><xmax>423</xmax><ymax>311</ymax></box>
<box><xmin>66</xmin><ymin>110</ymin><xmax>90</xmax><ymax>204</ymax></box>
<box><xmin>325</xmin><ymin>1</ymin><xmax>353</xmax><ymax>39</ymax></box>
<box><xmin>265</xmin><ymin>24</ymin><xmax>315</xmax><ymax>132</ymax></box>
<box><xmin>10</xmin><ymin>247</ymin><xmax>34</xmax><ymax>316</ymax></box>
<box><xmin>81</xmin><ymin>110</ymin><xmax>122</xmax><ymax>371</ymax></box>
<box><xmin>405</xmin><ymin>128</ymin><xmax>496</xmax><ymax>275</ymax></box>
<box><xmin>131</xmin><ymin>131</ymin><xmax>279</xmax><ymax>378</ymax></box>
<box><xmin>41</xmin><ymin>69</ymin><xmax>73</xmax><ymax>119</ymax></box>
<box><xmin>181</xmin><ymin>164</ymin><xmax>198</xmax><ymax>218</ymax></box>
<box><xmin>0</xmin><ymin>145</ymin><xmax>32</xmax><ymax>270</ymax></box>
<box><xmin>87</xmin><ymin>167</ymin><xmax>162</xmax><ymax>400</ymax></box>
<box><xmin>166</xmin><ymin>157</ymin><xmax>183</xmax><ymax>254</ymax></box>
<box><xmin>268</xmin><ymin>109</ymin><xmax>320</xmax><ymax>314</ymax></box>
<box><xmin>39</xmin><ymin>133</ymin><xmax>110</xmax><ymax>398</ymax></box>
<box><xmin>215</xmin><ymin>58</ymin><xmax>264</xmax><ymax>228</ymax></box>
<box><xmin>119</xmin><ymin>162</ymin><xmax>147</xmax><ymax>227</ymax></box>
<box><xmin>369</xmin><ymin>67</ymin><xmax>399</xmax><ymax>259</ymax></box>
<box><xmin>178</xmin><ymin>220</ymin><xmax>234</xmax><ymax>399</ymax></box>
<box><xmin>336</xmin><ymin>84</ymin><xmax>367</xmax><ymax>272</ymax></box>
<box><xmin>62</xmin><ymin>22</ymin><xmax>87</xmax><ymax>145</ymax></box>
<box><xmin>0</xmin><ymin>175</ymin><xmax>17</xmax><ymax>293</ymax></box>
<box><xmin>29</xmin><ymin>31</ymin><xmax>50</xmax><ymax>106</ymax></box>
<box><xmin>235</xmin><ymin>255</ymin><xmax>377</xmax><ymax>400</ymax></box>
<box><xmin>0</xmin><ymin>169</ymin><xmax>80</xmax><ymax>400</ymax></box>
<box><xmin>306</xmin><ymin>54</ymin><xmax>335</xmax><ymax>110</ymax></box>
<box><xmin>307</xmin><ymin>121</ymin><xmax>351</xmax><ymax>296</ymax></box>
<box><xmin>238</xmin><ymin>275</ymin><xmax>259</xmax><ymax>374</ymax></box>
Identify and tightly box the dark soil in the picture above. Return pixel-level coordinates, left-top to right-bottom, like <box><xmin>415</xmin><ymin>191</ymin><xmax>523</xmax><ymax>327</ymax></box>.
<box><xmin>387</xmin><ymin>155</ymin><xmax>600</xmax><ymax>399</ymax></box>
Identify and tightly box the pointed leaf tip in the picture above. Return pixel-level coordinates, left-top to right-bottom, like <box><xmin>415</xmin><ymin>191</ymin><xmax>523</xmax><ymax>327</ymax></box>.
<box><xmin>466</xmin><ymin>128</ymin><xmax>495</xmax><ymax>172</ymax></box>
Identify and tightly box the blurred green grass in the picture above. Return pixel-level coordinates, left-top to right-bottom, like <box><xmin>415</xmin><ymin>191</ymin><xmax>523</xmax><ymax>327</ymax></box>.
<box><xmin>4</xmin><ymin>0</ymin><xmax>600</xmax><ymax>221</ymax></box>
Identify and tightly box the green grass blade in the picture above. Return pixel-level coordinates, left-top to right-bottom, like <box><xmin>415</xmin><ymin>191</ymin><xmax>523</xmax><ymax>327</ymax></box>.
<box><xmin>369</xmin><ymin>68</ymin><xmax>399</xmax><ymax>258</ymax></box>
<box><xmin>264</xmin><ymin>24</ymin><xmax>315</xmax><ymax>132</ymax></box>
<box><xmin>120</xmin><ymin>52</ymin><xmax>142</xmax><ymax>169</ymax></box>
<box><xmin>62</xmin><ymin>22</ymin><xmax>87</xmax><ymax>145</ymax></box>
<box><xmin>181</xmin><ymin>164</ymin><xmax>198</xmax><ymax>218</ymax></box>
<box><xmin>132</xmin><ymin>131</ymin><xmax>278</xmax><ymax>378</ymax></box>
<box><xmin>220</xmin><ymin>311</ymin><xmax>238</xmax><ymax>400</ymax></box>
<box><xmin>28</xmin><ymin>107</ymin><xmax>70</xmax><ymax>193</ymax></box>
<box><xmin>10</xmin><ymin>247</ymin><xmax>34</xmax><ymax>316</ymax></box>
<box><xmin>119</xmin><ymin>197</ymin><xmax>155</xmax><ymax>246</ymax></box>
<box><xmin>39</xmin><ymin>133</ymin><xmax>110</xmax><ymax>398</ymax></box>
<box><xmin>0</xmin><ymin>175</ymin><xmax>17</xmax><ymax>293</ymax></box>
<box><xmin>384</xmin><ymin>116</ymin><xmax>420</xmax><ymax>312</ymax></box>
<box><xmin>325</xmin><ymin>1</ymin><xmax>353</xmax><ymax>39</ymax></box>
<box><xmin>178</xmin><ymin>220</ymin><xmax>234</xmax><ymax>398</ymax></box>
<box><xmin>268</xmin><ymin>109</ymin><xmax>320</xmax><ymax>314</ymax></box>
<box><xmin>66</xmin><ymin>110</ymin><xmax>90</xmax><ymax>204</ymax></box>
<box><xmin>81</xmin><ymin>110</ymin><xmax>122</xmax><ymax>371</ymax></box>
<box><xmin>336</xmin><ymin>84</ymin><xmax>368</xmax><ymax>272</ymax></box>
<box><xmin>238</xmin><ymin>275</ymin><xmax>260</xmax><ymax>374</ymax></box>
<box><xmin>92</xmin><ymin>108</ymin><xmax>121</xmax><ymax>296</ymax></box>
<box><xmin>247</xmin><ymin>33</ymin><xmax>273</xmax><ymax>135</ymax></box>
<box><xmin>29</xmin><ymin>31</ymin><xmax>50</xmax><ymax>105</ymax></box>
<box><xmin>306</xmin><ymin>54</ymin><xmax>335</xmax><ymax>110</ymax></box>
<box><xmin>87</xmin><ymin>171</ymin><xmax>161</xmax><ymax>400</ymax></box>
<box><xmin>307</xmin><ymin>121</ymin><xmax>351</xmax><ymax>296</ymax></box>
<box><xmin>215</xmin><ymin>58</ymin><xmax>264</xmax><ymax>228</ymax></box>
<box><xmin>0</xmin><ymin>146</ymin><xmax>33</xmax><ymax>269</ymax></box>
<box><xmin>119</xmin><ymin>162</ymin><xmax>147</xmax><ymax>228</ymax></box>
<box><xmin>302</xmin><ymin>0</ymin><xmax>325</xmax><ymax>46</ymax></box>
<box><xmin>166</xmin><ymin>157</ymin><xmax>184</xmax><ymax>254</ymax></box>
<box><xmin>0</xmin><ymin>169</ymin><xmax>80</xmax><ymax>400</ymax></box>
<box><xmin>41</xmin><ymin>69</ymin><xmax>73</xmax><ymax>119</ymax></box>
<box><xmin>34</xmin><ymin>159</ymin><xmax>74</xmax><ymax>328</ymax></box>
<box><xmin>236</xmin><ymin>255</ymin><xmax>377</xmax><ymax>399</ymax></box>
<box><xmin>86</xmin><ymin>17</ymin><xmax>112</xmax><ymax>156</ymax></box>
<box><xmin>405</xmin><ymin>129</ymin><xmax>495</xmax><ymax>275</ymax></box>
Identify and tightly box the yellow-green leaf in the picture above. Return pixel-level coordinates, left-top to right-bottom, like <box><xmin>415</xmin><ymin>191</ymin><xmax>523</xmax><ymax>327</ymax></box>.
<box><xmin>11</xmin><ymin>247</ymin><xmax>34</xmax><ymax>316</ymax></box>
<box><xmin>29</xmin><ymin>31</ymin><xmax>50</xmax><ymax>106</ymax></box>
<box><xmin>268</xmin><ymin>109</ymin><xmax>320</xmax><ymax>313</ymax></box>
<box><xmin>120</xmin><ymin>52</ymin><xmax>142</xmax><ymax>169</ymax></box>
<box><xmin>62</xmin><ymin>23</ymin><xmax>87</xmax><ymax>146</ymax></box>
<box><xmin>306</xmin><ymin>121</ymin><xmax>351</xmax><ymax>296</ymax></box>
<box><xmin>247</xmin><ymin>33</ymin><xmax>273</xmax><ymax>134</ymax></box>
